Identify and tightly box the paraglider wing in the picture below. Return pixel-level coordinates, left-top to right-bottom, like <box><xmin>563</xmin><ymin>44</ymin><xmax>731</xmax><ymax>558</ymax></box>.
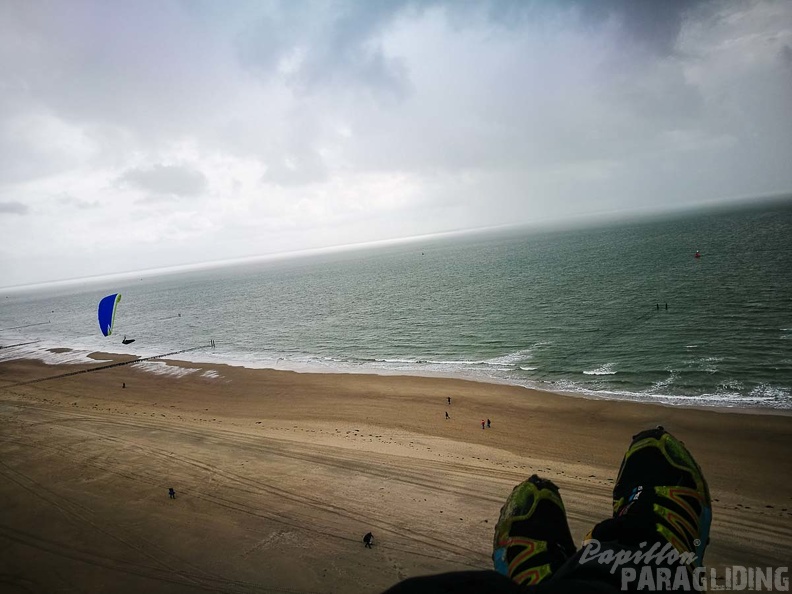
<box><xmin>98</xmin><ymin>293</ymin><xmax>122</xmax><ymax>336</ymax></box>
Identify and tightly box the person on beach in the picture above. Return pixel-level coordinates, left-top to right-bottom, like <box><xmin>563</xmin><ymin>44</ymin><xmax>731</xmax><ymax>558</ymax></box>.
<box><xmin>383</xmin><ymin>426</ymin><xmax>711</xmax><ymax>593</ymax></box>
<box><xmin>487</xmin><ymin>418</ymin><xmax>491</xmax><ymax>428</ymax></box>
<box><xmin>448</xmin><ymin>397</ymin><xmax>452</xmax><ymax>405</ymax></box>
<box><xmin>168</xmin><ymin>487</ymin><xmax>176</xmax><ymax>499</ymax></box>
<box><xmin>364</xmin><ymin>532</ymin><xmax>374</xmax><ymax>548</ymax></box>
<box><xmin>445</xmin><ymin>411</ymin><xmax>450</xmax><ymax>420</ymax></box>
<box><xmin>481</xmin><ymin>419</ymin><xmax>486</xmax><ymax>430</ymax></box>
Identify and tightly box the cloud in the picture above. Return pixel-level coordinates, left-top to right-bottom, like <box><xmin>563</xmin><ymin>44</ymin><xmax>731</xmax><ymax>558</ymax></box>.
<box><xmin>0</xmin><ymin>0</ymin><xmax>790</xmax><ymax>288</ymax></box>
<box><xmin>445</xmin><ymin>0</ymin><xmax>706</xmax><ymax>57</ymax></box>
<box><xmin>262</xmin><ymin>151</ymin><xmax>329</xmax><ymax>187</ymax></box>
<box><xmin>58</xmin><ymin>194</ymin><xmax>100</xmax><ymax>210</ymax></box>
<box><xmin>0</xmin><ymin>111</ymin><xmax>96</xmax><ymax>186</ymax></box>
<box><xmin>118</xmin><ymin>164</ymin><xmax>208</xmax><ymax>197</ymax></box>
<box><xmin>236</xmin><ymin>1</ymin><xmax>414</xmax><ymax>98</ymax></box>
<box><xmin>575</xmin><ymin>0</ymin><xmax>704</xmax><ymax>56</ymax></box>
<box><xmin>0</xmin><ymin>201</ymin><xmax>29</xmax><ymax>215</ymax></box>
<box><xmin>782</xmin><ymin>44</ymin><xmax>792</xmax><ymax>69</ymax></box>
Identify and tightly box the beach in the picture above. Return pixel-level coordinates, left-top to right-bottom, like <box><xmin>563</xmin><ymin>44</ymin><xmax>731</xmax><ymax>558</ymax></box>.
<box><xmin>1</xmin><ymin>352</ymin><xmax>790</xmax><ymax>593</ymax></box>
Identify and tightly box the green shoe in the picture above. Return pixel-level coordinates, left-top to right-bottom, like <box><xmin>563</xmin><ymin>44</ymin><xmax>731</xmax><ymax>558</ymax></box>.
<box><xmin>610</xmin><ymin>426</ymin><xmax>712</xmax><ymax>566</ymax></box>
<box><xmin>493</xmin><ymin>475</ymin><xmax>577</xmax><ymax>587</ymax></box>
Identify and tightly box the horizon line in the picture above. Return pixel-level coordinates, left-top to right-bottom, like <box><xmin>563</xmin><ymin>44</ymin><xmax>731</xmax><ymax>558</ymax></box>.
<box><xmin>2</xmin><ymin>192</ymin><xmax>790</xmax><ymax>293</ymax></box>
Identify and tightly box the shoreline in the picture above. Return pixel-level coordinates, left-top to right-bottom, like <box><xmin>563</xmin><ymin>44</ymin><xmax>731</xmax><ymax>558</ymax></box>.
<box><xmin>3</xmin><ymin>344</ymin><xmax>791</xmax><ymax>417</ymax></box>
<box><xmin>1</xmin><ymin>352</ymin><xmax>791</xmax><ymax>592</ymax></box>
<box><xmin>118</xmin><ymin>352</ymin><xmax>792</xmax><ymax>418</ymax></box>
<box><xmin>1</xmin><ymin>342</ymin><xmax>790</xmax><ymax>416</ymax></box>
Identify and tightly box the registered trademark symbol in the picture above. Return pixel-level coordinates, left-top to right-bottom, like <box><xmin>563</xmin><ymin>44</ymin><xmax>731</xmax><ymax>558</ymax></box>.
<box><xmin>694</xmin><ymin>539</ymin><xmax>701</xmax><ymax>546</ymax></box>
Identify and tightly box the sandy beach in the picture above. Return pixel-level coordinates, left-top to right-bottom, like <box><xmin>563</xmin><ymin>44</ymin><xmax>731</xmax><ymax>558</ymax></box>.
<box><xmin>1</xmin><ymin>352</ymin><xmax>790</xmax><ymax>593</ymax></box>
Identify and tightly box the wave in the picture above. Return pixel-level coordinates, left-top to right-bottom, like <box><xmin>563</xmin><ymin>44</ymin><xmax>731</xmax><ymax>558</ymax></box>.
<box><xmin>313</xmin><ymin>350</ymin><xmax>535</xmax><ymax>370</ymax></box>
<box><xmin>131</xmin><ymin>360</ymin><xmax>200</xmax><ymax>378</ymax></box>
<box><xmin>546</xmin><ymin>378</ymin><xmax>792</xmax><ymax>410</ymax></box>
<box><xmin>684</xmin><ymin>356</ymin><xmax>723</xmax><ymax>375</ymax></box>
<box><xmin>482</xmin><ymin>349</ymin><xmax>534</xmax><ymax>367</ymax></box>
<box><xmin>583</xmin><ymin>363</ymin><xmax>617</xmax><ymax>375</ymax></box>
<box><xmin>2</xmin><ymin>337</ymin><xmax>790</xmax><ymax>411</ymax></box>
<box><xmin>649</xmin><ymin>371</ymin><xmax>679</xmax><ymax>392</ymax></box>
<box><xmin>749</xmin><ymin>383</ymin><xmax>790</xmax><ymax>400</ymax></box>
<box><xmin>0</xmin><ymin>342</ymin><xmax>110</xmax><ymax>366</ymax></box>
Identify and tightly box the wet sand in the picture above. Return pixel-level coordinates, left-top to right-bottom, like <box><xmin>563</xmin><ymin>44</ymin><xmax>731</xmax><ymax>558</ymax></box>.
<box><xmin>1</xmin><ymin>353</ymin><xmax>790</xmax><ymax>593</ymax></box>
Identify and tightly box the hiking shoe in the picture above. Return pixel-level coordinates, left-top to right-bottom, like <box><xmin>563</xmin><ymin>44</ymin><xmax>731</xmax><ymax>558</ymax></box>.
<box><xmin>608</xmin><ymin>426</ymin><xmax>712</xmax><ymax>566</ymax></box>
<box><xmin>493</xmin><ymin>475</ymin><xmax>577</xmax><ymax>587</ymax></box>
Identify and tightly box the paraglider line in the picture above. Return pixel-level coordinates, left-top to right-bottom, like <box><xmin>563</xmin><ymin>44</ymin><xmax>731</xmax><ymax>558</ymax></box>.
<box><xmin>0</xmin><ymin>321</ymin><xmax>50</xmax><ymax>331</ymax></box>
<box><xmin>1</xmin><ymin>343</ymin><xmax>212</xmax><ymax>389</ymax></box>
<box><xmin>0</xmin><ymin>340</ymin><xmax>42</xmax><ymax>350</ymax></box>
<box><xmin>157</xmin><ymin>315</ymin><xmax>183</xmax><ymax>322</ymax></box>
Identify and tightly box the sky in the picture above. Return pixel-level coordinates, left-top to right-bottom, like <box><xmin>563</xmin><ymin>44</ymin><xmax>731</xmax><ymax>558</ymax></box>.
<box><xmin>1</xmin><ymin>0</ymin><xmax>791</xmax><ymax>288</ymax></box>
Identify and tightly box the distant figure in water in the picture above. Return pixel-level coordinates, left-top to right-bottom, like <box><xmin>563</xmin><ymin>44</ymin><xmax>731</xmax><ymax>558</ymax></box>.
<box><xmin>695</xmin><ymin>250</ymin><xmax>701</xmax><ymax>258</ymax></box>
<box><xmin>487</xmin><ymin>419</ymin><xmax>491</xmax><ymax>429</ymax></box>
<box><xmin>363</xmin><ymin>532</ymin><xmax>373</xmax><ymax>548</ymax></box>
<box><xmin>445</xmin><ymin>411</ymin><xmax>450</xmax><ymax>420</ymax></box>
<box><xmin>481</xmin><ymin>419</ymin><xmax>486</xmax><ymax>430</ymax></box>
<box><xmin>665</xmin><ymin>303</ymin><xmax>668</xmax><ymax>310</ymax></box>
<box><xmin>168</xmin><ymin>487</ymin><xmax>176</xmax><ymax>499</ymax></box>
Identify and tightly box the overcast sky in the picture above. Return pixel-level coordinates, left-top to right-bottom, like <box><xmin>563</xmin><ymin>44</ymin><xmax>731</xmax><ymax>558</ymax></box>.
<box><xmin>1</xmin><ymin>0</ymin><xmax>791</xmax><ymax>288</ymax></box>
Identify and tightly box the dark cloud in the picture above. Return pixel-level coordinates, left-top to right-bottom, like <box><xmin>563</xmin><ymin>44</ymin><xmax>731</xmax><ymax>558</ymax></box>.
<box><xmin>782</xmin><ymin>45</ymin><xmax>792</xmax><ymax>70</ymax></box>
<box><xmin>0</xmin><ymin>201</ymin><xmax>29</xmax><ymax>215</ymax></box>
<box><xmin>118</xmin><ymin>165</ymin><xmax>208</xmax><ymax>197</ymax></box>
<box><xmin>465</xmin><ymin>0</ymin><xmax>705</xmax><ymax>56</ymax></box>
<box><xmin>236</xmin><ymin>1</ymin><xmax>414</xmax><ymax>98</ymax></box>
<box><xmin>578</xmin><ymin>0</ymin><xmax>703</xmax><ymax>55</ymax></box>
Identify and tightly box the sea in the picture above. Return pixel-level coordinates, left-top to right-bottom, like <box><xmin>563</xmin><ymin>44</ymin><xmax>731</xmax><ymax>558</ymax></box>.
<box><xmin>2</xmin><ymin>199</ymin><xmax>791</xmax><ymax>411</ymax></box>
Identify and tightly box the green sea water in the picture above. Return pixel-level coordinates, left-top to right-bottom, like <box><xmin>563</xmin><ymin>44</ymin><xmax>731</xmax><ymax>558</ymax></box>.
<box><xmin>2</xmin><ymin>199</ymin><xmax>791</xmax><ymax>410</ymax></box>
